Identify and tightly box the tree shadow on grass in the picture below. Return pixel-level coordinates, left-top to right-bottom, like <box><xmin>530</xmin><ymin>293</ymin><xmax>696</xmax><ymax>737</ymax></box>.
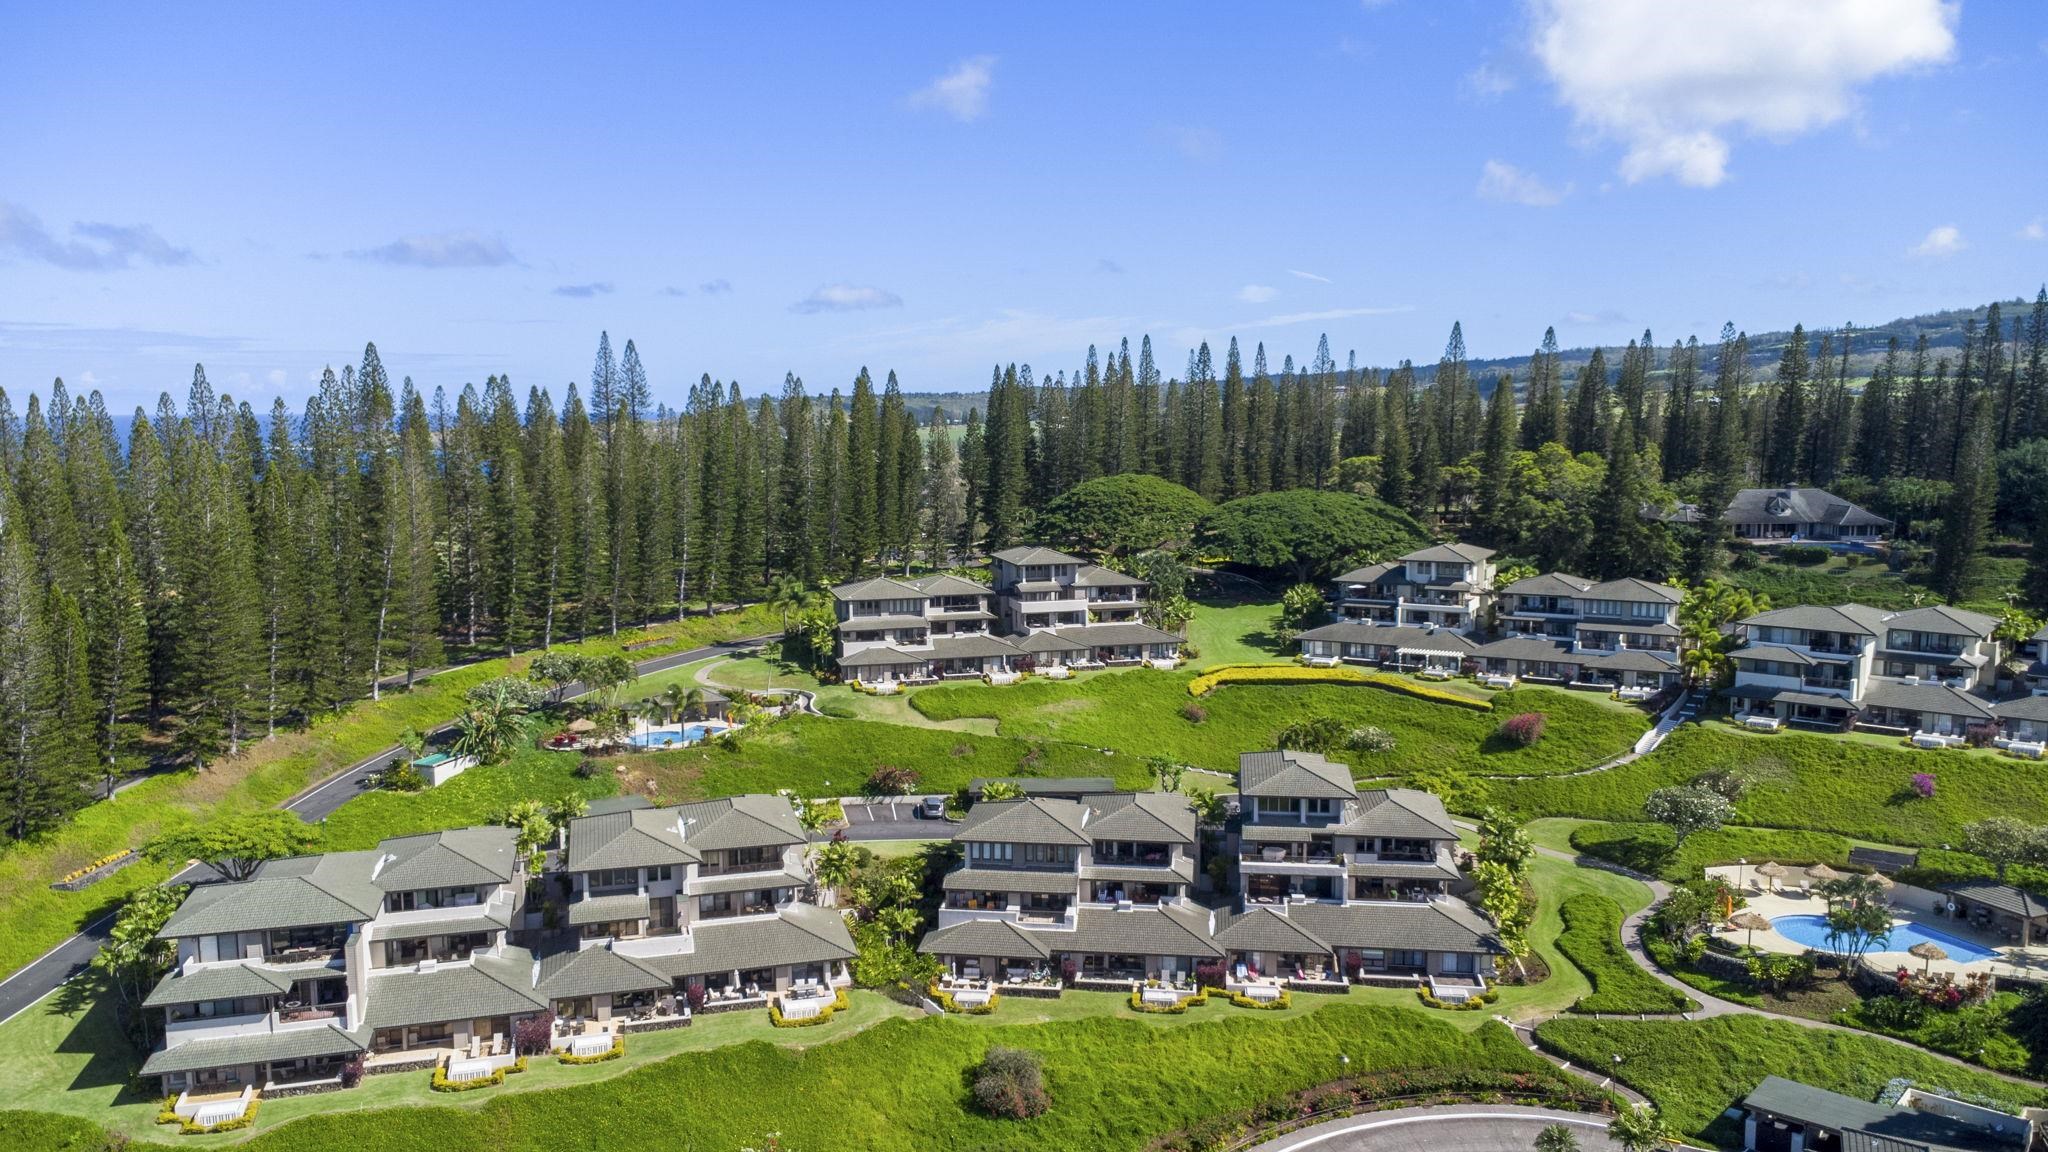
<box><xmin>48</xmin><ymin>977</ymin><xmax>153</xmax><ymax>1102</ymax></box>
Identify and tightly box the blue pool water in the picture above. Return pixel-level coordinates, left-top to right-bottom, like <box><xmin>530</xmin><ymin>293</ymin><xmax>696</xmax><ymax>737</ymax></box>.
<box><xmin>628</xmin><ymin>724</ymin><xmax>724</xmax><ymax>748</ymax></box>
<box><xmin>1769</xmin><ymin>914</ymin><xmax>2001</xmax><ymax>963</ymax></box>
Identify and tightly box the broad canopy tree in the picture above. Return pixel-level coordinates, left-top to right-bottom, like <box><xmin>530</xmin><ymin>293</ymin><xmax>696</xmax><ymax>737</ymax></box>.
<box><xmin>1037</xmin><ymin>474</ymin><xmax>1212</xmax><ymax>559</ymax></box>
<box><xmin>1196</xmin><ymin>489</ymin><xmax>1427</xmax><ymax>583</ymax></box>
<box><xmin>144</xmin><ymin>810</ymin><xmax>319</xmax><ymax>881</ymax></box>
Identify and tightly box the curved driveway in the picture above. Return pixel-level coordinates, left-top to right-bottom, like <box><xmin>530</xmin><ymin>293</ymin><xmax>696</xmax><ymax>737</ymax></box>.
<box><xmin>0</xmin><ymin>632</ymin><xmax>774</xmax><ymax>1026</ymax></box>
<box><xmin>1246</xmin><ymin>1106</ymin><xmax>1627</xmax><ymax>1152</ymax></box>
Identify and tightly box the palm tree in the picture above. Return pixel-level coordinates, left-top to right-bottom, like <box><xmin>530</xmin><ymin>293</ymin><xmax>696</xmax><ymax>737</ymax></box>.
<box><xmin>682</xmin><ymin>686</ymin><xmax>706</xmax><ymax>723</ymax></box>
<box><xmin>453</xmin><ymin>696</ymin><xmax>528</xmax><ymax>765</ymax></box>
<box><xmin>1607</xmin><ymin>1105</ymin><xmax>1670</xmax><ymax>1152</ymax></box>
<box><xmin>663</xmin><ymin>683</ymin><xmax>687</xmax><ymax>725</ymax></box>
<box><xmin>767</xmin><ymin>576</ymin><xmax>814</xmax><ymax>635</ymax></box>
<box><xmin>1533</xmin><ymin>1123</ymin><xmax>1582</xmax><ymax>1152</ymax></box>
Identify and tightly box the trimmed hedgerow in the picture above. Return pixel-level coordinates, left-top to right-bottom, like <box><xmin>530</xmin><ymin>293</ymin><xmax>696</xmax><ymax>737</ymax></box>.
<box><xmin>1554</xmin><ymin>894</ymin><xmax>1696</xmax><ymax>1015</ymax></box>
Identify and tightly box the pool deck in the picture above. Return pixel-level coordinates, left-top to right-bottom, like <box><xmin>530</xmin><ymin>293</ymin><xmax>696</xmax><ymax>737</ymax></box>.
<box><xmin>1705</xmin><ymin>865</ymin><xmax>2048</xmax><ymax>982</ymax></box>
<box><xmin>630</xmin><ymin>721</ymin><xmax>737</xmax><ymax>748</ymax></box>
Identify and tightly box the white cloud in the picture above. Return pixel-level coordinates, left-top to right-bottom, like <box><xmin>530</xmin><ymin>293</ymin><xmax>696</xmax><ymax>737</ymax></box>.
<box><xmin>1462</xmin><ymin>62</ymin><xmax>1516</xmax><ymax>100</ymax></box>
<box><xmin>1530</xmin><ymin>0</ymin><xmax>1957</xmax><ymax>187</ymax></box>
<box><xmin>2020</xmin><ymin>219</ymin><xmax>2046</xmax><ymax>242</ymax></box>
<box><xmin>266</xmin><ymin>369</ymin><xmax>287</xmax><ymax>386</ymax></box>
<box><xmin>1564</xmin><ymin>309</ymin><xmax>1628</xmax><ymax>325</ymax></box>
<box><xmin>1244</xmin><ymin>305</ymin><xmax>1410</xmax><ymax>330</ymax></box>
<box><xmin>1476</xmin><ymin>160</ymin><xmax>1569</xmax><ymax>206</ymax></box>
<box><xmin>77</xmin><ymin>370</ymin><xmax>98</xmax><ymax>388</ymax></box>
<box><xmin>1909</xmin><ymin>224</ymin><xmax>1964</xmax><ymax>257</ymax></box>
<box><xmin>909</xmin><ymin>55</ymin><xmax>996</xmax><ymax>122</ymax></box>
<box><xmin>1237</xmin><ymin>284</ymin><xmax>1278</xmax><ymax>304</ymax></box>
<box><xmin>349</xmin><ymin>230</ymin><xmax>517</xmax><ymax>268</ymax></box>
<box><xmin>1164</xmin><ymin>125</ymin><xmax>1223</xmax><ymax>163</ymax></box>
<box><xmin>0</xmin><ymin>201</ymin><xmax>194</xmax><ymax>270</ymax></box>
<box><xmin>1288</xmin><ymin>269</ymin><xmax>1332</xmax><ymax>283</ymax></box>
<box><xmin>791</xmin><ymin>283</ymin><xmax>903</xmax><ymax>314</ymax></box>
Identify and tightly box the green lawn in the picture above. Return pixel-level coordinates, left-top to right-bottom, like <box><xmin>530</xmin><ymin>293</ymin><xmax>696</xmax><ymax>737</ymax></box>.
<box><xmin>1553</xmin><ymin>894</ymin><xmax>1695</xmax><ymax>1015</ymax></box>
<box><xmin>630</xmin><ymin>714</ymin><xmax>1150</xmax><ymax>800</ymax></box>
<box><xmin>0</xmin><ymin>606</ymin><xmax>783</xmax><ymax>984</ymax></box>
<box><xmin>1535</xmin><ymin>1014</ymin><xmax>2048</xmax><ymax>1147</ymax></box>
<box><xmin>310</xmin><ymin>746</ymin><xmax>619</xmax><ymax>852</ymax></box>
<box><xmin>1</xmin><ymin>997</ymin><xmax>1571</xmax><ymax>1151</ymax></box>
<box><xmin>910</xmin><ymin>673</ymin><xmax>1645</xmax><ymax>778</ymax></box>
<box><xmin>1488</xmin><ymin>724</ymin><xmax>2048</xmax><ymax>847</ymax></box>
<box><xmin>1182</xmin><ymin>596</ymin><xmax>1291</xmax><ymax>669</ymax></box>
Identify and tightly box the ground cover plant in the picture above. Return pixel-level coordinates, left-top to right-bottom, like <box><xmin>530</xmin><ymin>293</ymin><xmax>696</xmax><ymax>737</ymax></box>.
<box><xmin>1553</xmin><ymin>894</ymin><xmax>1695</xmax><ymax>1015</ymax></box>
<box><xmin>1489</xmin><ymin>725</ymin><xmax>2048</xmax><ymax>846</ymax></box>
<box><xmin>0</xmin><ymin>607</ymin><xmax>779</xmax><ymax>983</ymax></box>
<box><xmin>631</xmin><ymin>714</ymin><xmax>1145</xmax><ymax>800</ymax></box>
<box><xmin>910</xmin><ymin>673</ymin><xmax>1643</xmax><ymax>777</ymax></box>
<box><xmin>1535</xmin><ymin>1014</ymin><xmax>2048</xmax><ymax>1147</ymax></box>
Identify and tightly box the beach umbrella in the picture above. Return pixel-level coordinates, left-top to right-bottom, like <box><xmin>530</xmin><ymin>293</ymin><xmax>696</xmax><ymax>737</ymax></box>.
<box><xmin>1754</xmin><ymin>861</ymin><xmax>1786</xmax><ymax>891</ymax></box>
<box><xmin>1805</xmin><ymin>863</ymin><xmax>1842</xmax><ymax>883</ymax></box>
<box><xmin>1909</xmin><ymin>940</ymin><xmax>1948</xmax><ymax>974</ymax></box>
<box><xmin>567</xmin><ymin>718</ymin><xmax>596</xmax><ymax>733</ymax></box>
<box><xmin>1728</xmin><ymin>911</ymin><xmax>1772</xmax><ymax>950</ymax></box>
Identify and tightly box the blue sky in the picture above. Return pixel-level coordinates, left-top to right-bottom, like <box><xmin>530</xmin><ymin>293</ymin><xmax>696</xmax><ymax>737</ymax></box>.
<box><xmin>1</xmin><ymin>1</ymin><xmax>2042</xmax><ymax>409</ymax></box>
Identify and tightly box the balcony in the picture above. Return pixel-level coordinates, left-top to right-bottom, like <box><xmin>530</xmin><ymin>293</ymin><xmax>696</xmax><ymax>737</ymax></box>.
<box><xmin>699</xmin><ymin>856</ymin><xmax>785</xmax><ymax>877</ymax></box>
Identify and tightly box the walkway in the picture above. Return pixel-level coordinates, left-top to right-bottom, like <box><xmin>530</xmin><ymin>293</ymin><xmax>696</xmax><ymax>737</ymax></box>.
<box><xmin>0</xmin><ymin>629</ymin><xmax>777</xmax><ymax>1027</ymax></box>
<box><xmin>1243</xmin><ymin>1104</ymin><xmax>1637</xmax><ymax>1152</ymax></box>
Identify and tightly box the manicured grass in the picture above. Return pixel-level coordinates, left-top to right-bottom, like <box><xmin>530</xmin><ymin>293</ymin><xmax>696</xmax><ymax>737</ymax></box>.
<box><xmin>1567</xmin><ymin>821</ymin><xmax>1861</xmax><ymax>884</ymax></box>
<box><xmin>1483</xmin><ymin>852</ymin><xmax>1658</xmax><ymax>1022</ymax></box>
<box><xmin>1182</xmin><ymin>596</ymin><xmax>1291</xmax><ymax>669</ymax></box>
<box><xmin>1833</xmin><ymin>990</ymin><xmax>2042</xmax><ymax>1077</ymax></box>
<box><xmin>310</xmin><ymin>746</ymin><xmax>619</xmax><ymax>852</ymax></box>
<box><xmin>0</xmin><ymin>978</ymin><xmax>921</xmax><ymax>1145</ymax></box>
<box><xmin>911</xmin><ymin>673</ymin><xmax>1645</xmax><ymax>778</ymax></box>
<box><xmin>1535</xmin><ymin>1014</ymin><xmax>2048</xmax><ymax>1146</ymax></box>
<box><xmin>1488</xmin><ymin>724</ymin><xmax>2048</xmax><ymax>847</ymax></box>
<box><xmin>629</xmin><ymin>714</ymin><xmax>1149</xmax><ymax>800</ymax></box>
<box><xmin>0</xmin><ymin>606</ymin><xmax>782</xmax><ymax>983</ymax></box>
<box><xmin>235</xmin><ymin>1006</ymin><xmax>1567</xmax><ymax>1152</ymax></box>
<box><xmin>1554</xmin><ymin>894</ymin><xmax>1696</xmax><ymax>1015</ymax></box>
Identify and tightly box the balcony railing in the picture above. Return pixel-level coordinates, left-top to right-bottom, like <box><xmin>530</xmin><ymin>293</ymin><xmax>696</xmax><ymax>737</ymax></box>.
<box><xmin>700</xmin><ymin>857</ymin><xmax>783</xmax><ymax>876</ymax></box>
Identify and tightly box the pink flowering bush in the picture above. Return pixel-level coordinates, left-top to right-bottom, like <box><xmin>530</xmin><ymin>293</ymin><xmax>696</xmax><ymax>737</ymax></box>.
<box><xmin>1497</xmin><ymin>712</ymin><xmax>1546</xmax><ymax>747</ymax></box>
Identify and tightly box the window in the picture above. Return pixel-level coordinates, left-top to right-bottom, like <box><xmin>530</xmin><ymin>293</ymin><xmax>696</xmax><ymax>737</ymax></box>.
<box><xmin>1631</xmin><ymin>600</ymin><xmax>1665</xmax><ymax>619</ymax></box>
<box><xmin>1305</xmin><ymin>798</ymin><xmax>1335</xmax><ymax>817</ymax></box>
<box><xmin>968</xmin><ymin>841</ymin><xmax>1013</xmax><ymax>863</ymax></box>
<box><xmin>648</xmin><ymin>865</ymin><xmax>672</xmax><ymax>882</ymax></box>
<box><xmin>588</xmin><ymin>868</ymin><xmax>639</xmax><ymax>892</ymax></box>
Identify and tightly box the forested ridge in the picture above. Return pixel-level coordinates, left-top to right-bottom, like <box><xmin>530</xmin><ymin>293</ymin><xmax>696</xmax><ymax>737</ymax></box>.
<box><xmin>1</xmin><ymin>289</ymin><xmax>2045</xmax><ymax>843</ymax></box>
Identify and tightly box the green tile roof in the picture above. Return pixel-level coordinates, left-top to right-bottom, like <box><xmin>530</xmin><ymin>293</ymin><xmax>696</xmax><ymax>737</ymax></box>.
<box><xmin>917</xmin><ymin>917</ymin><xmax>1051</xmax><ymax>959</ymax></box>
<box><xmin>361</xmin><ymin>949</ymin><xmax>544</xmax><ymax>1029</ymax></box>
<box><xmin>955</xmin><ymin>798</ymin><xmax>1091</xmax><ymax>846</ymax></box>
<box><xmin>1238</xmin><ymin>750</ymin><xmax>1357</xmax><ymax>800</ymax></box>
<box><xmin>642</xmin><ymin>905</ymin><xmax>854</xmax><ymax>979</ymax></box>
<box><xmin>144</xmin><ymin>962</ymin><xmax>299</xmax><ymax>1008</ymax></box>
<box><xmin>940</xmin><ymin>867</ymin><xmax>1078</xmax><ymax>895</ymax></box>
<box><xmin>566</xmin><ymin>892</ymin><xmax>651</xmax><ymax>926</ymax></box>
<box><xmin>141</xmin><ymin>1023</ymin><xmax>365</xmax><ymax>1076</ymax></box>
<box><xmin>534</xmin><ymin>945</ymin><xmax>671</xmax><ymax>1000</ymax></box>
<box><xmin>1063</xmin><ymin>904</ymin><xmax>1221</xmax><ymax>958</ymax></box>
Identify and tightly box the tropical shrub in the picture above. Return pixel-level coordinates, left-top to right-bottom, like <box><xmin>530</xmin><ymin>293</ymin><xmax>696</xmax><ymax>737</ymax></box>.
<box><xmin>1911</xmin><ymin>772</ymin><xmax>1937</xmax><ymax>799</ymax></box>
<box><xmin>1348</xmin><ymin>725</ymin><xmax>1396</xmax><ymax>753</ymax></box>
<box><xmin>1497</xmin><ymin>712</ymin><xmax>1546</xmax><ymax>747</ymax></box>
<box><xmin>863</xmin><ymin>765</ymin><xmax>920</xmax><ymax>796</ymax></box>
<box><xmin>513</xmin><ymin>1010</ymin><xmax>555</xmax><ymax>1056</ymax></box>
<box><xmin>972</xmin><ymin>1047</ymin><xmax>1050</xmax><ymax>1119</ymax></box>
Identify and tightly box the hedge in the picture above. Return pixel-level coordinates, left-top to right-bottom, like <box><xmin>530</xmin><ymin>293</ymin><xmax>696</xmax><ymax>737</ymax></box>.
<box><xmin>928</xmin><ymin>983</ymin><xmax>1000</xmax><ymax>1015</ymax></box>
<box><xmin>1127</xmin><ymin>988</ymin><xmax>1210</xmax><ymax>1014</ymax></box>
<box><xmin>1228</xmin><ymin>988</ymin><xmax>1292</xmax><ymax>1010</ymax></box>
<box><xmin>769</xmin><ymin>987</ymin><xmax>851</xmax><ymax>1027</ymax></box>
<box><xmin>1189</xmin><ymin>663</ymin><xmax>1493</xmax><ymax>710</ymax></box>
<box><xmin>432</xmin><ymin>1056</ymin><xmax>530</xmax><ymax>1089</ymax></box>
<box><xmin>557</xmin><ymin>1039</ymin><xmax>624</xmax><ymax>1065</ymax></box>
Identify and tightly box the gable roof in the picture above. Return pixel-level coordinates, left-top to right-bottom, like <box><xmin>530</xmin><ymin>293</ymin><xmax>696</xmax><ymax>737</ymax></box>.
<box><xmin>372</xmin><ymin>826</ymin><xmax>520</xmax><ymax>891</ymax></box>
<box><xmin>1343</xmin><ymin>788</ymin><xmax>1458</xmax><ymax>840</ymax></box>
<box><xmin>1332</xmin><ymin>561</ymin><xmax>1402</xmax><ymax>585</ymax></box>
<box><xmin>667</xmin><ymin>795</ymin><xmax>808</xmax><ymax>853</ymax></box>
<box><xmin>917</xmin><ymin>917</ymin><xmax>1052</xmax><ymax>959</ymax></box>
<box><xmin>1084</xmin><ymin>791</ymin><xmax>1197</xmax><ymax>842</ymax></box>
<box><xmin>362</xmin><ymin>946</ymin><xmax>547</xmax><ymax>1028</ymax></box>
<box><xmin>955</xmin><ymin>797</ymin><xmax>1093</xmax><ymax>845</ymax></box>
<box><xmin>1582</xmin><ymin>577</ymin><xmax>1684</xmax><ymax>604</ymax></box>
<box><xmin>1052</xmin><ymin>622</ymin><xmax>1183</xmax><ymax>647</ymax></box>
<box><xmin>159</xmin><ymin>852</ymin><xmax>387</xmax><ymax>938</ymax></box>
<box><xmin>564</xmin><ymin>807</ymin><xmax>700</xmax><ymax>872</ymax></box>
<box><xmin>904</xmin><ymin>573</ymin><xmax>989</xmax><ymax>597</ymax></box>
<box><xmin>1286</xmin><ymin>899</ymin><xmax>1506</xmax><ymax>955</ymax></box>
<box><xmin>1500</xmin><ymin>571</ymin><xmax>1595</xmax><ymax>597</ymax></box>
<box><xmin>1473</xmin><ymin>635</ymin><xmax>1581</xmax><ymax>663</ymax></box>
<box><xmin>1994</xmin><ymin>695</ymin><xmax>2048</xmax><ymax>723</ymax></box>
<box><xmin>1741</xmin><ymin>1076</ymin><xmax>2023</xmax><ymax>1152</ymax></box>
<box><xmin>640</xmin><ymin>903</ymin><xmax>856</xmax><ymax>979</ymax></box>
<box><xmin>1214</xmin><ymin>906</ymin><xmax>1332</xmax><ymax>954</ymax></box>
<box><xmin>1858</xmin><ymin>679</ymin><xmax>1995</xmax><ymax>720</ymax></box>
<box><xmin>1073</xmin><ymin>564</ymin><xmax>1146</xmax><ymax>587</ymax></box>
<box><xmin>535</xmin><ymin>943</ymin><xmax>672</xmax><ymax>999</ymax></box>
<box><xmin>992</xmin><ymin>545</ymin><xmax>1085</xmax><ymax>566</ymax></box>
<box><xmin>1065</xmin><ymin>902</ymin><xmax>1222</xmax><ymax>958</ymax></box>
<box><xmin>1292</xmin><ymin>621</ymin><xmax>1477</xmax><ymax>652</ymax></box>
<box><xmin>1881</xmin><ymin>604</ymin><xmax>2001</xmax><ymax>638</ymax></box>
<box><xmin>831</xmin><ymin>576</ymin><xmax>926</xmax><ymax>601</ymax></box>
<box><xmin>1741</xmin><ymin>602</ymin><xmax>1889</xmax><ymax>636</ymax></box>
<box><xmin>1238</xmin><ymin>750</ymin><xmax>1356</xmax><ymax>800</ymax></box>
<box><xmin>1400</xmin><ymin>542</ymin><xmax>1495</xmax><ymax>565</ymax></box>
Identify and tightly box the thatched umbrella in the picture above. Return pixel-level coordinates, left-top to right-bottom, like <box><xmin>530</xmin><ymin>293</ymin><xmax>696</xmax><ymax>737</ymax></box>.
<box><xmin>1909</xmin><ymin>940</ymin><xmax>1948</xmax><ymax>974</ymax></box>
<box><xmin>567</xmin><ymin>717</ymin><xmax>596</xmax><ymax>734</ymax></box>
<box><xmin>1729</xmin><ymin>911</ymin><xmax>1773</xmax><ymax>950</ymax></box>
<box><xmin>1754</xmin><ymin>861</ymin><xmax>1787</xmax><ymax>891</ymax></box>
<box><xmin>1805</xmin><ymin>863</ymin><xmax>1843</xmax><ymax>883</ymax></box>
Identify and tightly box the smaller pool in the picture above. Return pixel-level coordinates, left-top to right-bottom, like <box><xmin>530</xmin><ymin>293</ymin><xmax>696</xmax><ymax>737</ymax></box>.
<box><xmin>628</xmin><ymin>723</ymin><xmax>728</xmax><ymax>749</ymax></box>
<box><xmin>1768</xmin><ymin>914</ymin><xmax>2002</xmax><ymax>963</ymax></box>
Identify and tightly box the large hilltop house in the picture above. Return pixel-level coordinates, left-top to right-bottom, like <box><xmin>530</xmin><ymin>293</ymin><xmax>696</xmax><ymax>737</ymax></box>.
<box><xmin>1726</xmin><ymin>602</ymin><xmax>2004</xmax><ymax>744</ymax></box>
<box><xmin>831</xmin><ymin>546</ymin><xmax>1181</xmax><ymax>689</ymax></box>
<box><xmin>1217</xmin><ymin>750</ymin><xmax>1504</xmax><ymax>1003</ymax></box>
<box><xmin>911</xmin><ymin>762</ymin><xmax>1505</xmax><ymax>1007</ymax></box>
<box><xmin>140</xmin><ymin>795</ymin><xmax>851</xmax><ymax>1123</ymax></box>
<box><xmin>1722</xmin><ymin>487</ymin><xmax>1892</xmax><ymax>545</ymax></box>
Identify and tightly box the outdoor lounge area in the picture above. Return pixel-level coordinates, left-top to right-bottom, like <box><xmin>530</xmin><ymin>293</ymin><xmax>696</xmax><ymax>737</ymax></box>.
<box><xmin>1704</xmin><ymin>864</ymin><xmax>2048</xmax><ymax>982</ymax></box>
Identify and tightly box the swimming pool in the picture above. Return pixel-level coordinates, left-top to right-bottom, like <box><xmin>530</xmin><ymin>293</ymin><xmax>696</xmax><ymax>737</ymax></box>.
<box><xmin>628</xmin><ymin>723</ymin><xmax>727</xmax><ymax>749</ymax></box>
<box><xmin>1768</xmin><ymin>914</ymin><xmax>2002</xmax><ymax>963</ymax></box>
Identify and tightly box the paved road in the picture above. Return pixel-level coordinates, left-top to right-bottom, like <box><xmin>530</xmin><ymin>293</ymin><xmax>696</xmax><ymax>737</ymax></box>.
<box><xmin>0</xmin><ymin>632</ymin><xmax>775</xmax><ymax>1026</ymax></box>
<box><xmin>1245</xmin><ymin>1105</ymin><xmax>1629</xmax><ymax>1152</ymax></box>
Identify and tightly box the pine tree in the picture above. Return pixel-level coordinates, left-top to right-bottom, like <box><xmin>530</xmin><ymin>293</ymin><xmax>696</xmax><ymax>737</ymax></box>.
<box><xmin>956</xmin><ymin>406</ymin><xmax>983</xmax><ymax>554</ymax></box>
<box><xmin>0</xmin><ymin>466</ymin><xmax>72</xmax><ymax>838</ymax></box>
<box><xmin>877</xmin><ymin>372</ymin><xmax>906</xmax><ymax>567</ymax></box>
<box><xmin>1592</xmin><ymin>420</ymin><xmax>1660</xmax><ymax>579</ymax></box>
<box><xmin>1379</xmin><ymin>362</ymin><xmax>1413</xmax><ymax>509</ymax></box>
<box><xmin>1476</xmin><ymin>373</ymin><xmax>1517</xmax><ymax>543</ymax></box>
<box><xmin>725</xmin><ymin>382</ymin><xmax>763</xmax><ymax>599</ymax></box>
<box><xmin>2023</xmin><ymin>286</ymin><xmax>2048</xmax><ymax>442</ymax></box>
<box><xmin>776</xmin><ymin>374</ymin><xmax>819</xmax><ymax>582</ymax></box>
<box><xmin>1523</xmin><ymin>328</ymin><xmax>1565</xmax><ymax>450</ymax></box>
<box><xmin>167</xmin><ymin>435</ymin><xmax>262</xmax><ymax>763</ymax></box>
<box><xmin>523</xmin><ymin>388</ymin><xmax>569</xmax><ymax>645</ymax></box>
<box><xmin>563</xmin><ymin>386</ymin><xmax>609</xmax><ymax>635</ymax></box>
<box><xmin>922</xmin><ymin>407</ymin><xmax>963</xmax><ymax>566</ymax></box>
<box><xmin>845</xmin><ymin>368</ymin><xmax>880</xmax><ymax>568</ymax></box>
<box><xmin>1566</xmin><ymin>347</ymin><xmax>1610</xmax><ymax>455</ymax></box>
<box><xmin>1934</xmin><ymin>385</ymin><xmax>1996</xmax><ymax>601</ymax></box>
<box><xmin>1855</xmin><ymin>337</ymin><xmax>1901</xmax><ymax>482</ymax></box>
<box><xmin>982</xmin><ymin>366</ymin><xmax>1030</xmax><ymax>548</ymax></box>
<box><xmin>1763</xmin><ymin>325</ymin><xmax>1808</xmax><ymax>484</ymax></box>
<box><xmin>395</xmin><ymin>382</ymin><xmax>445</xmax><ymax>674</ymax></box>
